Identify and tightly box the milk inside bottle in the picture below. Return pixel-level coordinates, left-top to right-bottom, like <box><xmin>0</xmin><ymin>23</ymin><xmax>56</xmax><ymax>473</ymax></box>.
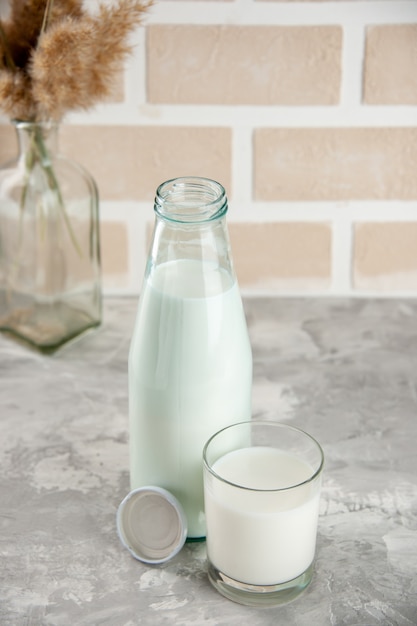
<box><xmin>128</xmin><ymin>177</ymin><xmax>252</xmax><ymax>539</ymax></box>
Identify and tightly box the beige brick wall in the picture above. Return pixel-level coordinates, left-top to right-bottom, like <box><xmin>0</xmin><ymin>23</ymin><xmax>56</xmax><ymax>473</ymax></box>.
<box><xmin>230</xmin><ymin>222</ymin><xmax>332</xmax><ymax>291</ymax></box>
<box><xmin>254</xmin><ymin>128</ymin><xmax>417</xmax><ymax>201</ymax></box>
<box><xmin>354</xmin><ymin>223</ymin><xmax>417</xmax><ymax>291</ymax></box>
<box><xmin>60</xmin><ymin>125</ymin><xmax>232</xmax><ymax>201</ymax></box>
<box><xmin>363</xmin><ymin>24</ymin><xmax>417</xmax><ymax>105</ymax></box>
<box><xmin>147</xmin><ymin>25</ymin><xmax>342</xmax><ymax>105</ymax></box>
<box><xmin>1</xmin><ymin>0</ymin><xmax>417</xmax><ymax>296</ymax></box>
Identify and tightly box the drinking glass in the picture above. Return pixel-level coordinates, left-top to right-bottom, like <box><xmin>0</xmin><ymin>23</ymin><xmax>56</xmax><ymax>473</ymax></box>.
<box><xmin>203</xmin><ymin>420</ymin><xmax>324</xmax><ymax>606</ymax></box>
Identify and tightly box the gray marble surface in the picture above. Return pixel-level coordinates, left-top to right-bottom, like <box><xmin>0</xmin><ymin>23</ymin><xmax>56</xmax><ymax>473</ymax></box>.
<box><xmin>1</xmin><ymin>297</ymin><xmax>417</xmax><ymax>625</ymax></box>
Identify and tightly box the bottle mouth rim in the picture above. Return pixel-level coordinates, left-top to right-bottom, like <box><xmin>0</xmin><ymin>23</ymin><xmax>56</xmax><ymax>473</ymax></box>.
<box><xmin>154</xmin><ymin>176</ymin><xmax>228</xmax><ymax>223</ymax></box>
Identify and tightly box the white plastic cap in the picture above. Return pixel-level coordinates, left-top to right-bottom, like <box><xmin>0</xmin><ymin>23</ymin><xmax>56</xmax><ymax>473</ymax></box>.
<box><xmin>117</xmin><ymin>487</ymin><xmax>187</xmax><ymax>564</ymax></box>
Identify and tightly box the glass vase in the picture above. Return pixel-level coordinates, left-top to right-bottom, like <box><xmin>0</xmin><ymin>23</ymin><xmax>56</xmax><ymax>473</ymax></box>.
<box><xmin>0</xmin><ymin>120</ymin><xmax>102</xmax><ymax>353</ymax></box>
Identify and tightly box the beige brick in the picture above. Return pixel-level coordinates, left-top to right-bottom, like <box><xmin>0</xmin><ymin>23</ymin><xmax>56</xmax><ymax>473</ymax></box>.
<box><xmin>353</xmin><ymin>223</ymin><xmax>417</xmax><ymax>291</ymax></box>
<box><xmin>100</xmin><ymin>221</ymin><xmax>129</xmax><ymax>291</ymax></box>
<box><xmin>364</xmin><ymin>25</ymin><xmax>417</xmax><ymax>105</ymax></box>
<box><xmin>0</xmin><ymin>124</ymin><xmax>17</xmax><ymax>164</ymax></box>
<box><xmin>254</xmin><ymin>128</ymin><xmax>417</xmax><ymax>201</ymax></box>
<box><xmin>147</xmin><ymin>25</ymin><xmax>342</xmax><ymax>105</ymax></box>
<box><xmin>60</xmin><ymin>125</ymin><xmax>232</xmax><ymax>201</ymax></box>
<box><xmin>229</xmin><ymin>222</ymin><xmax>331</xmax><ymax>291</ymax></box>
<box><xmin>100</xmin><ymin>221</ymin><xmax>129</xmax><ymax>277</ymax></box>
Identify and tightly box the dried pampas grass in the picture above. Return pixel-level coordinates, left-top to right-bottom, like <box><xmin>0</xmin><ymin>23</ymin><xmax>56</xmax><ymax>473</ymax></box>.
<box><xmin>0</xmin><ymin>0</ymin><xmax>153</xmax><ymax>121</ymax></box>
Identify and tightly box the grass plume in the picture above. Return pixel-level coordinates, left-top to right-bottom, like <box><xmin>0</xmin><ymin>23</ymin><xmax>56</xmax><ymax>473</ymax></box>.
<box><xmin>0</xmin><ymin>0</ymin><xmax>153</xmax><ymax>121</ymax></box>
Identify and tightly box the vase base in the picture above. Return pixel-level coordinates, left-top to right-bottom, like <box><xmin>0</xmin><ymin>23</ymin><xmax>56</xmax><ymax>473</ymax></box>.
<box><xmin>0</xmin><ymin>301</ymin><xmax>101</xmax><ymax>353</ymax></box>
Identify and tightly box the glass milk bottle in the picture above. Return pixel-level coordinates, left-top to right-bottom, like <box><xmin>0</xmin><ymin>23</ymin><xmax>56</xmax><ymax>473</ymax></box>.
<box><xmin>129</xmin><ymin>177</ymin><xmax>252</xmax><ymax>539</ymax></box>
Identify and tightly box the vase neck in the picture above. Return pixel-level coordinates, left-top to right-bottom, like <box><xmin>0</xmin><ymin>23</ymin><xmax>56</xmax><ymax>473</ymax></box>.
<box><xmin>13</xmin><ymin>120</ymin><xmax>59</xmax><ymax>158</ymax></box>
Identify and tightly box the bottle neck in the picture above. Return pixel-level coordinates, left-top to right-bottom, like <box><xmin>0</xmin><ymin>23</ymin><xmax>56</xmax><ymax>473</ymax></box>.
<box><xmin>148</xmin><ymin>177</ymin><xmax>235</xmax><ymax>283</ymax></box>
<box><xmin>154</xmin><ymin>177</ymin><xmax>228</xmax><ymax>224</ymax></box>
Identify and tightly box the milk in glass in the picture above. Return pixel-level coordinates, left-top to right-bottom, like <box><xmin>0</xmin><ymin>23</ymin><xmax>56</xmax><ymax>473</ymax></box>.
<box><xmin>205</xmin><ymin>447</ymin><xmax>320</xmax><ymax>585</ymax></box>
